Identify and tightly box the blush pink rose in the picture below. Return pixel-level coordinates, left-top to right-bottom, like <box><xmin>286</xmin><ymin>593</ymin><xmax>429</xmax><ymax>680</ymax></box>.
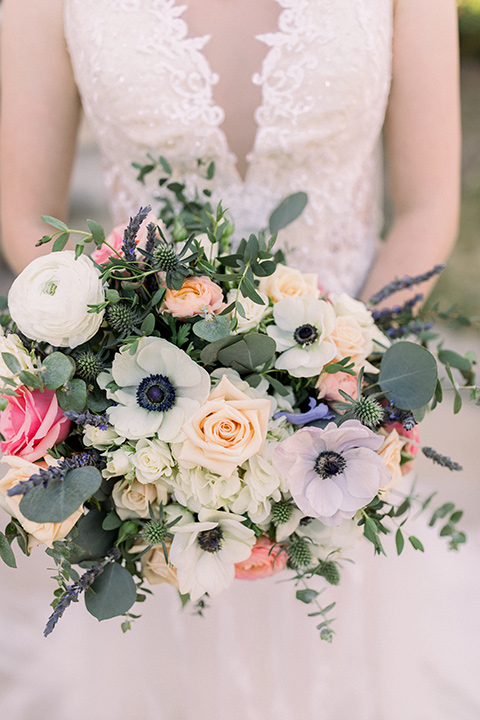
<box><xmin>162</xmin><ymin>276</ymin><xmax>225</xmax><ymax>319</ymax></box>
<box><xmin>0</xmin><ymin>386</ymin><xmax>71</xmax><ymax>462</ymax></box>
<box><xmin>235</xmin><ymin>536</ymin><xmax>287</xmax><ymax>581</ymax></box>
<box><xmin>315</xmin><ymin>368</ymin><xmax>359</xmax><ymax>402</ymax></box>
<box><xmin>91</xmin><ymin>211</ymin><xmax>159</xmax><ymax>264</ymax></box>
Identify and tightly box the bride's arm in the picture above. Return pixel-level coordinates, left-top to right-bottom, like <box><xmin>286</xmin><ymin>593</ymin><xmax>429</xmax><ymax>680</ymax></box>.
<box><xmin>0</xmin><ymin>0</ymin><xmax>81</xmax><ymax>274</ymax></box>
<box><xmin>359</xmin><ymin>0</ymin><xmax>461</xmax><ymax>306</ymax></box>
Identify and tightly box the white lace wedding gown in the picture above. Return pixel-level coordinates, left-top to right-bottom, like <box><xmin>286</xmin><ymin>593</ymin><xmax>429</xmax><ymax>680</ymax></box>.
<box><xmin>1</xmin><ymin>1</ymin><xmax>480</xmax><ymax>718</ymax></box>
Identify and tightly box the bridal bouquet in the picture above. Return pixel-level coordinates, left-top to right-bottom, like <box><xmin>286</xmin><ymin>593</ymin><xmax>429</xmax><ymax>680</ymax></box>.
<box><xmin>0</xmin><ymin>160</ymin><xmax>475</xmax><ymax>640</ymax></box>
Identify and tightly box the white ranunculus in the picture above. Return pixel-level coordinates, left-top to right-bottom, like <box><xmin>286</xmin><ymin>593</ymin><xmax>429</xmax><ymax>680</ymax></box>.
<box><xmin>8</xmin><ymin>251</ymin><xmax>105</xmax><ymax>348</ymax></box>
<box><xmin>267</xmin><ymin>296</ymin><xmax>337</xmax><ymax>378</ymax></box>
<box><xmin>102</xmin><ymin>447</ymin><xmax>136</xmax><ymax>481</ymax></box>
<box><xmin>226</xmin><ymin>289</ymin><xmax>271</xmax><ymax>333</ymax></box>
<box><xmin>98</xmin><ymin>337</ymin><xmax>210</xmax><ymax>442</ymax></box>
<box><xmin>170</xmin><ymin>464</ymin><xmax>242</xmax><ymax>513</ymax></box>
<box><xmin>169</xmin><ymin>509</ymin><xmax>255</xmax><ymax>601</ymax></box>
<box><xmin>131</xmin><ymin>437</ymin><xmax>175</xmax><ymax>484</ymax></box>
<box><xmin>83</xmin><ymin>424</ymin><xmax>123</xmax><ymax>450</ymax></box>
<box><xmin>0</xmin><ymin>333</ymin><xmax>36</xmax><ymax>384</ymax></box>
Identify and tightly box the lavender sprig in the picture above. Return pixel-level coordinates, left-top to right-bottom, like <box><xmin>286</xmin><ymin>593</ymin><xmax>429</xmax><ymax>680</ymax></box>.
<box><xmin>44</xmin><ymin>548</ymin><xmax>121</xmax><ymax>637</ymax></box>
<box><xmin>368</xmin><ymin>265</ymin><xmax>445</xmax><ymax>306</ymax></box>
<box><xmin>145</xmin><ymin>221</ymin><xmax>159</xmax><ymax>255</ymax></box>
<box><xmin>122</xmin><ymin>205</ymin><xmax>151</xmax><ymax>261</ymax></box>
<box><xmin>422</xmin><ymin>446</ymin><xmax>462</xmax><ymax>471</ymax></box>
<box><xmin>371</xmin><ymin>294</ymin><xmax>424</xmax><ymax>323</ymax></box>
<box><xmin>7</xmin><ymin>450</ymin><xmax>103</xmax><ymax>498</ymax></box>
<box><xmin>63</xmin><ymin>409</ymin><xmax>109</xmax><ymax>430</ymax></box>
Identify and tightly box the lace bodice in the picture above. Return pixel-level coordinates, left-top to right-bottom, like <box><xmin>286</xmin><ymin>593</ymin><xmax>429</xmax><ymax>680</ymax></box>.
<box><xmin>64</xmin><ymin>0</ymin><xmax>393</xmax><ymax>295</ymax></box>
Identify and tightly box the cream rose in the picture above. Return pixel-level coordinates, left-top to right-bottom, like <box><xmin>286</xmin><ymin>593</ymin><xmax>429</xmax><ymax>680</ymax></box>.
<box><xmin>102</xmin><ymin>447</ymin><xmax>136</xmax><ymax>481</ymax></box>
<box><xmin>8</xmin><ymin>251</ymin><xmax>105</xmax><ymax>348</ymax></box>
<box><xmin>176</xmin><ymin>375</ymin><xmax>271</xmax><ymax>478</ymax></box>
<box><xmin>0</xmin><ymin>455</ymin><xmax>82</xmax><ymax>550</ymax></box>
<box><xmin>111</xmin><ymin>478</ymin><xmax>168</xmax><ymax>520</ymax></box>
<box><xmin>129</xmin><ymin>538</ymin><xmax>179</xmax><ymax>587</ymax></box>
<box><xmin>258</xmin><ymin>264</ymin><xmax>320</xmax><ymax>303</ymax></box>
<box><xmin>377</xmin><ymin>429</ymin><xmax>406</xmax><ymax>492</ymax></box>
<box><xmin>83</xmin><ymin>424</ymin><xmax>122</xmax><ymax>450</ymax></box>
<box><xmin>226</xmin><ymin>289</ymin><xmax>271</xmax><ymax>332</ymax></box>
<box><xmin>0</xmin><ymin>333</ymin><xmax>36</xmax><ymax>385</ymax></box>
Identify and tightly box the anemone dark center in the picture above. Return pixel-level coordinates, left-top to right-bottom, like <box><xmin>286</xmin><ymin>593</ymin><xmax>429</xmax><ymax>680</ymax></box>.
<box><xmin>136</xmin><ymin>374</ymin><xmax>176</xmax><ymax>412</ymax></box>
<box><xmin>197</xmin><ymin>526</ymin><xmax>224</xmax><ymax>553</ymax></box>
<box><xmin>314</xmin><ymin>451</ymin><xmax>347</xmax><ymax>479</ymax></box>
<box><xmin>293</xmin><ymin>323</ymin><xmax>319</xmax><ymax>347</ymax></box>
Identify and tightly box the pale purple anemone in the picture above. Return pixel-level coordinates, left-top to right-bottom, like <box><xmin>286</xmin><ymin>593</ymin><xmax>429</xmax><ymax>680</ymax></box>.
<box><xmin>272</xmin><ymin>420</ymin><xmax>391</xmax><ymax>526</ymax></box>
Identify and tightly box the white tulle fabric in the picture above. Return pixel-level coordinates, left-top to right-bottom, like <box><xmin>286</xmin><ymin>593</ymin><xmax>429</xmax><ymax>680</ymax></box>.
<box><xmin>64</xmin><ymin>0</ymin><xmax>392</xmax><ymax>295</ymax></box>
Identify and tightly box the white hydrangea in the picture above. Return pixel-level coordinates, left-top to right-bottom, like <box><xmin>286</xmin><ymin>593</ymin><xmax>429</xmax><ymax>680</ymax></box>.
<box><xmin>170</xmin><ymin>464</ymin><xmax>242</xmax><ymax>513</ymax></box>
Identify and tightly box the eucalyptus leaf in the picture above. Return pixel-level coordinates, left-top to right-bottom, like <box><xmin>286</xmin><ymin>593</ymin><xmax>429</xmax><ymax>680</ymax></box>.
<box><xmin>85</xmin><ymin>562</ymin><xmax>137</xmax><ymax>621</ymax></box>
<box><xmin>395</xmin><ymin>528</ymin><xmax>405</xmax><ymax>556</ymax></box>
<box><xmin>56</xmin><ymin>379</ymin><xmax>87</xmax><ymax>413</ymax></box>
<box><xmin>42</xmin><ymin>352</ymin><xmax>76</xmax><ymax>390</ymax></box>
<box><xmin>86</xmin><ymin>219</ymin><xmax>106</xmax><ymax>247</ymax></box>
<box><xmin>296</xmin><ymin>588</ymin><xmax>319</xmax><ymax>604</ymax></box>
<box><xmin>1</xmin><ymin>353</ymin><xmax>21</xmax><ymax>375</ymax></box>
<box><xmin>19</xmin><ymin>466</ymin><xmax>102</xmax><ymax>523</ymax></box>
<box><xmin>141</xmin><ymin>313</ymin><xmax>155</xmax><ymax>336</ymax></box>
<box><xmin>41</xmin><ymin>215</ymin><xmax>68</xmax><ymax>231</ymax></box>
<box><xmin>217</xmin><ymin>334</ymin><xmax>276</xmax><ymax>373</ymax></box>
<box><xmin>0</xmin><ymin>532</ymin><xmax>16</xmax><ymax>568</ymax></box>
<box><xmin>17</xmin><ymin>370</ymin><xmax>43</xmax><ymax>389</ymax></box>
<box><xmin>437</xmin><ymin>349</ymin><xmax>471</xmax><ymax>372</ymax></box>
<box><xmin>69</xmin><ymin>510</ymin><xmax>118</xmax><ymax>563</ymax></box>
<box><xmin>268</xmin><ymin>192</ymin><xmax>308</xmax><ymax>234</ymax></box>
<box><xmin>52</xmin><ymin>232</ymin><xmax>70</xmax><ymax>253</ymax></box>
<box><xmin>200</xmin><ymin>335</ymin><xmax>241</xmax><ymax>365</ymax></box>
<box><xmin>192</xmin><ymin>315</ymin><xmax>231</xmax><ymax>342</ymax></box>
<box><xmin>378</xmin><ymin>341</ymin><xmax>437</xmax><ymax>410</ymax></box>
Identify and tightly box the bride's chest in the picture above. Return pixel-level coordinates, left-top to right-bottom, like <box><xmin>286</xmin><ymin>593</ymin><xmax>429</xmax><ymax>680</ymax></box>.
<box><xmin>65</xmin><ymin>0</ymin><xmax>392</xmax><ymax>159</ymax></box>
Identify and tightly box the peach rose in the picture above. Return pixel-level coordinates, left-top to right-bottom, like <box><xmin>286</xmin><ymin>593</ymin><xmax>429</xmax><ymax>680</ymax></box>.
<box><xmin>129</xmin><ymin>539</ymin><xmax>178</xmax><ymax>587</ymax></box>
<box><xmin>0</xmin><ymin>386</ymin><xmax>71</xmax><ymax>462</ymax></box>
<box><xmin>235</xmin><ymin>536</ymin><xmax>287</xmax><ymax>580</ymax></box>
<box><xmin>389</xmin><ymin>422</ymin><xmax>420</xmax><ymax>475</ymax></box>
<box><xmin>91</xmin><ymin>211</ymin><xmax>160</xmax><ymax>264</ymax></box>
<box><xmin>0</xmin><ymin>455</ymin><xmax>83</xmax><ymax>550</ymax></box>
<box><xmin>316</xmin><ymin>368</ymin><xmax>359</xmax><ymax>402</ymax></box>
<box><xmin>177</xmin><ymin>375</ymin><xmax>271</xmax><ymax>478</ymax></box>
<box><xmin>330</xmin><ymin>315</ymin><xmax>373</xmax><ymax>369</ymax></box>
<box><xmin>258</xmin><ymin>264</ymin><xmax>320</xmax><ymax>303</ymax></box>
<box><xmin>162</xmin><ymin>275</ymin><xmax>225</xmax><ymax>319</ymax></box>
<box><xmin>377</xmin><ymin>428</ymin><xmax>406</xmax><ymax>492</ymax></box>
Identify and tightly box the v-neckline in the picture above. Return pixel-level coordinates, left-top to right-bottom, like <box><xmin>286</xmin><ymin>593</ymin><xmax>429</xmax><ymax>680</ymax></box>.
<box><xmin>177</xmin><ymin>0</ymin><xmax>284</xmax><ymax>185</ymax></box>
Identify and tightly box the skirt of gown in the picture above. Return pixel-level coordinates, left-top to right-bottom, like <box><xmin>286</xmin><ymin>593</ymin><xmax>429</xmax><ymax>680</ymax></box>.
<box><xmin>1</xmin><ymin>362</ymin><xmax>480</xmax><ymax>720</ymax></box>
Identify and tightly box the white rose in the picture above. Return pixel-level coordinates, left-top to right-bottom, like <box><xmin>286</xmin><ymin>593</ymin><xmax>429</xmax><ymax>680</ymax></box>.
<box><xmin>0</xmin><ymin>333</ymin><xmax>36</xmax><ymax>384</ymax></box>
<box><xmin>83</xmin><ymin>424</ymin><xmax>122</xmax><ymax>450</ymax></box>
<box><xmin>131</xmin><ymin>437</ymin><xmax>175</xmax><ymax>484</ymax></box>
<box><xmin>226</xmin><ymin>289</ymin><xmax>271</xmax><ymax>332</ymax></box>
<box><xmin>111</xmin><ymin>478</ymin><xmax>168</xmax><ymax>520</ymax></box>
<box><xmin>102</xmin><ymin>447</ymin><xmax>135</xmax><ymax>480</ymax></box>
<box><xmin>329</xmin><ymin>292</ymin><xmax>390</xmax><ymax>357</ymax></box>
<box><xmin>8</xmin><ymin>251</ymin><xmax>105</xmax><ymax>348</ymax></box>
<box><xmin>258</xmin><ymin>264</ymin><xmax>320</xmax><ymax>303</ymax></box>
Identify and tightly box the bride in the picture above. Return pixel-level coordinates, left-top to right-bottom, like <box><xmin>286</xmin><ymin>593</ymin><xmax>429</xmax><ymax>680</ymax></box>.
<box><xmin>0</xmin><ymin>1</ymin><xmax>473</xmax><ymax>719</ymax></box>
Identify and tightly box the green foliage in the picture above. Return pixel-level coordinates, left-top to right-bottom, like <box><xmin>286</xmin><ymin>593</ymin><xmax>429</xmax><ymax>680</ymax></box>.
<box><xmin>20</xmin><ymin>467</ymin><xmax>102</xmax><ymax>524</ymax></box>
<box><xmin>268</xmin><ymin>192</ymin><xmax>308</xmax><ymax>234</ymax></box>
<box><xmin>56</xmin><ymin>379</ymin><xmax>87</xmax><ymax>413</ymax></box>
<box><xmin>0</xmin><ymin>531</ymin><xmax>17</xmax><ymax>568</ymax></box>
<box><xmin>68</xmin><ymin>510</ymin><xmax>118</xmax><ymax>563</ymax></box>
<box><xmin>378</xmin><ymin>341</ymin><xmax>438</xmax><ymax>410</ymax></box>
<box><xmin>85</xmin><ymin>562</ymin><xmax>137</xmax><ymax>621</ymax></box>
<box><xmin>41</xmin><ymin>352</ymin><xmax>76</xmax><ymax>389</ymax></box>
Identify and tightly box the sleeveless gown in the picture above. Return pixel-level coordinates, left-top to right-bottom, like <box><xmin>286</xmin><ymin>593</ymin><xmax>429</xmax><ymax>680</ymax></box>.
<box><xmin>1</xmin><ymin>2</ymin><xmax>480</xmax><ymax>718</ymax></box>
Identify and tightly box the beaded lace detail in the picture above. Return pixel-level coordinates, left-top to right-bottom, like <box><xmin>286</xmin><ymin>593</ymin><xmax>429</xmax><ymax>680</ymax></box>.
<box><xmin>64</xmin><ymin>0</ymin><xmax>393</xmax><ymax>295</ymax></box>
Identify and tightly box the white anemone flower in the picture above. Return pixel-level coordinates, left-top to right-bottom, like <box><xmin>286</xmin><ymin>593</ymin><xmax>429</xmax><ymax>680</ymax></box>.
<box><xmin>169</xmin><ymin>509</ymin><xmax>255</xmax><ymax>601</ymax></box>
<box><xmin>98</xmin><ymin>337</ymin><xmax>210</xmax><ymax>441</ymax></box>
<box><xmin>267</xmin><ymin>296</ymin><xmax>337</xmax><ymax>377</ymax></box>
